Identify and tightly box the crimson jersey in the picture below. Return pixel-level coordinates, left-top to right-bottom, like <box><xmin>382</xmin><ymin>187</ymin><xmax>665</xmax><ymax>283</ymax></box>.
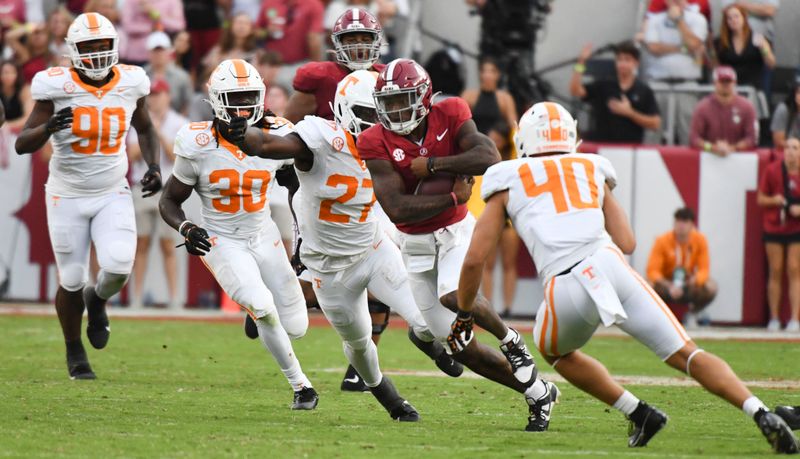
<box><xmin>292</xmin><ymin>61</ymin><xmax>386</xmax><ymax>120</ymax></box>
<box><xmin>358</xmin><ymin>97</ymin><xmax>472</xmax><ymax>234</ymax></box>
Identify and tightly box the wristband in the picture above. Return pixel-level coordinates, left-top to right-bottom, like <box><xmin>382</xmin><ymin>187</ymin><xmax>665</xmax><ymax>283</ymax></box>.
<box><xmin>703</xmin><ymin>141</ymin><xmax>712</xmax><ymax>152</ymax></box>
<box><xmin>178</xmin><ymin>220</ymin><xmax>193</xmax><ymax>235</ymax></box>
<box><xmin>573</xmin><ymin>63</ymin><xmax>586</xmax><ymax>74</ymax></box>
<box><xmin>456</xmin><ymin>309</ymin><xmax>473</xmax><ymax>321</ymax></box>
<box><xmin>427</xmin><ymin>156</ymin><xmax>436</xmax><ymax>175</ymax></box>
<box><xmin>450</xmin><ymin>191</ymin><xmax>458</xmax><ymax>207</ymax></box>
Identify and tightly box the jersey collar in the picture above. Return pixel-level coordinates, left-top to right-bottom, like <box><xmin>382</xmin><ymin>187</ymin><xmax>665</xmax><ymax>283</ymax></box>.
<box><xmin>212</xmin><ymin>127</ymin><xmax>247</xmax><ymax>161</ymax></box>
<box><xmin>70</xmin><ymin>66</ymin><xmax>121</xmax><ymax>100</ymax></box>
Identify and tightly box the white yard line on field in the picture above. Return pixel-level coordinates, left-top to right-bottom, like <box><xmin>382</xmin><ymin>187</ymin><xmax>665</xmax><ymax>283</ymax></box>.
<box><xmin>317</xmin><ymin>368</ymin><xmax>800</xmax><ymax>390</ymax></box>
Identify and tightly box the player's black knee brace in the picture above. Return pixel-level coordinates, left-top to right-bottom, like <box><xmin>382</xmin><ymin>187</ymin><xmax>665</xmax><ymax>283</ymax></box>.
<box><xmin>368</xmin><ymin>300</ymin><xmax>391</xmax><ymax>336</ymax></box>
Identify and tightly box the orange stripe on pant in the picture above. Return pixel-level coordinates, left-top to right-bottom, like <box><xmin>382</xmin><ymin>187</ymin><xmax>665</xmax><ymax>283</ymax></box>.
<box><xmin>199</xmin><ymin>256</ymin><xmax>257</xmax><ymax>320</ymax></box>
<box><xmin>547</xmin><ymin>277</ymin><xmax>559</xmax><ymax>356</ymax></box>
<box><xmin>605</xmin><ymin>246</ymin><xmax>690</xmax><ymax>343</ymax></box>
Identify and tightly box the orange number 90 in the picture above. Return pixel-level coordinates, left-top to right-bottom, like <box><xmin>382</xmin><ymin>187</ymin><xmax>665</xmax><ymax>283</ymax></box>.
<box><xmin>71</xmin><ymin>106</ymin><xmax>126</xmax><ymax>155</ymax></box>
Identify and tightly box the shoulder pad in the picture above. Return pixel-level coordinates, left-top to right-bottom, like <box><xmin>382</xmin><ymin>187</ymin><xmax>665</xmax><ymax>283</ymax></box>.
<box><xmin>30</xmin><ymin>67</ymin><xmax>71</xmax><ymax>101</ymax></box>
<box><xmin>174</xmin><ymin>121</ymin><xmax>214</xmax><ymax>159</ymax></box>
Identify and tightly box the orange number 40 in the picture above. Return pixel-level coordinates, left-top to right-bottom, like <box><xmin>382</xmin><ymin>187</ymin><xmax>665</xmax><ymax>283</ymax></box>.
<box><xmin>518</xmin><ymin>157</ymin><xmax>599</xmax><ymax>213</ymax></box>
<box><xmin>209</xmin><ymin>169</ymin><xmax>271</xmax><ymax>214</ymax></box>
<box><xmin>319</xmin><ymin>174</ymin><xmax>376</xmax><ymax>223</ymax></box>
<box><xmin>72</xmin><ymin>106</ymin><xmax>126</xmax><ymax>155</ymax></box>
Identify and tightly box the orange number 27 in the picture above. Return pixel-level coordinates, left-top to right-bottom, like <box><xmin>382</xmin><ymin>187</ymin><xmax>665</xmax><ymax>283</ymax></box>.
<box><xmin>319</xmin><ymin>174</ymin><xmax>376</xmax><ymax>223</ymax></box>
<box><xmin>518</xmin><ymin>157</ymin><xmax>599</xmax><ymax>213</ymax></box>
<box><xmin>209</xmin><ymin>169</ymin><xmax>271</xmax><ymax>214</ymax></box>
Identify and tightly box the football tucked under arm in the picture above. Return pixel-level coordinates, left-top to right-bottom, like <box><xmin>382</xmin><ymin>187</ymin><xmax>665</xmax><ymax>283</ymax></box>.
<box><xmin>414</xmin><ymin>173</ymin><xmax>456</xmax><ymax>195</ymax></box>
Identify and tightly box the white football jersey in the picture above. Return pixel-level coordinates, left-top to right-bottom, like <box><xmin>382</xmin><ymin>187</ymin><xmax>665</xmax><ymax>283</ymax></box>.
<box><xmin>481</xmin><ymin>153</ymin><xmax>617</xmax><ymax>282</ymax></box>
<box><xmin>293</xmin><ymin>116</ymin><xmax>378</xmax><ymax>271</ymax></box>
<box><xmin>31</xmin><ymin>65</ymin><xmax>150</xmax><ymax>197</ymax></box>
<box><xmin>171</xmin><ymin>118</ymin><xmax>294</xmax><ymax>239</ymax></box>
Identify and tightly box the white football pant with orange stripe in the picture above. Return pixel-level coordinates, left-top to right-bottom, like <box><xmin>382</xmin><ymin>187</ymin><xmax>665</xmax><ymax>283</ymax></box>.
<box><xmin>202</xmin><ymin>221</ymin><xmax>308</xmax><ymax>338</ymax></box>
<box><xmin>534</xmin><ymin>245</ymin><xmax>690</xmax><ymax>360</ymax></box>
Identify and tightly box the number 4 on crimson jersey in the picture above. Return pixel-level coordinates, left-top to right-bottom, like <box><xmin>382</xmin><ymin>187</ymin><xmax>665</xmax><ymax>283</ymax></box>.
<box><xmin>480</xmin><ymin>153</ymin><xmax>618</xmax><ymax>282</ymax></box>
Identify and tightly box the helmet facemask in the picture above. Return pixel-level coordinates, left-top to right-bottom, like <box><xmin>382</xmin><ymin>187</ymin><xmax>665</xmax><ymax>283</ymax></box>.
<box><xmin>69</xmin><ymin>38</ymin><xmax>118</xmax><ymax>80</ymax></box>
<box><xmin>333</xmin><ymin>30</ymin><xmax>382</xmax><ymax>71</ymax></box>
<box><xmin>209</xmin><ymin>88</ymin><xmax>265</xmax><ymax>127</ymax></box>
<box><xmin>374</xmin><ymin>86</ymin><xmax>429</xmax><ymax>135</ymax></box>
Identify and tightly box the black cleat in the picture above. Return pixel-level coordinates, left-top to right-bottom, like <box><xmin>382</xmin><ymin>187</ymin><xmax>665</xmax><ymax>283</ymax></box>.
<box><xmin>627</xmin><ymin>402</ymin><xmax>668</xmax><ymax>447</ymax></box>
<box><xmin>244</xmin><ymin>314</ymin><xmax>259</xmax><ymax>339</ymax></box>
<box><xmin>756</xmin><ymin>409</ymin><xmax>800</xmax><ymax>454</ymax></box>
<box><xmin>525</xmin><ymin>380</ymin><xmax>559</xmax><ymax>432</ymax></box>
<box><xmin>407</xmin><ymin>328</ymin><xmax>463</xmax><ymax>377</ymax></box>
<box><xmin>776</xmin><ymin>406</ymin><xmax>800</xmax><ymax>431</ymax></box>
<box><xmin>66</xmin><ymin>344</ymin><xmax>96</xmax><ymax>380</ymax></box>
<box><xmin>291</xmin><ymin>387</ymin><xmax>319</xmax><ymax>410</ymax></box>
<box><xmin>341</xmin><ymin>364</ymin><xmax>369</xmax><ymax>392</ymax></box>
<box><xmin>499</xmin><ymin>328</ymin><xmax>537</xmax><ymax>386</ymax></box>
<box><xmin>369</xmin><ymin>376</ymin><xmax>419</xmax><ymax>422</ymax></box>
<box><xmin>389</xmin><ymin>401</ymin><xmax>420</xmax><ymax>422</ymax></box>
<box><xmin>84</xmin><ymin>286</ymin><xmax>110</xmax><ymax>350</ymax></box>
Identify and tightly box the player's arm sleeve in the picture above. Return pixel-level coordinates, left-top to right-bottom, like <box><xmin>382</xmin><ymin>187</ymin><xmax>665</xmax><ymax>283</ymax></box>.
<box><xmin>293</xmin><ymin>119</ymin><xmax>324</xmax><ymax>152</ymax></box>
<box><xmin>694</xmin><ymin>233</ymin><xmax>711</xmax><ymax>286</ymax></box>
<box><xmin>480</xmin><ymin>164</ymin><xmax>511</xmax><ymax>201</ymax></box>
<box><xmin>292</xmin><ymin>65</ymin><xmax>320</xmax><ymax>93</ymax></box>
<box><xmin>449</xmin><ymin>97</ymin><xmax>474</xmax><ymax>132</ymax></box>
<box><xmin>131</xmin><ymin>67</ymin><xmax>151</xmax><ymax>99</ymax></box>
<box><xmin>171</xmin><ymin>134</ymin><xmax>199</xmax><ymax>186</ymax></box>
<box><xmin>30</xmin><ymin>72</ymin><xmax>54</xmax><ymax>101</ymax></box>
<box><xmin>597</xmin><ymin>156</ymin><xmax>618</xmax><ymax>190</ymax></box>
<box><xmin>646</xmin><ymin>237</ymin><xmax>667</xmax><ymax>284</ymax></box>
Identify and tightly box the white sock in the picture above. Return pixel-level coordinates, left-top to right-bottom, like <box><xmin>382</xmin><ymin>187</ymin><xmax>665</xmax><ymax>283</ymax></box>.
<box><xmin>613</xmin><ymin>390</ymin><xmax>640</xmax><ymax>416</ymax></box>
<box><xmin>501</xmin><ymin>328</ymin><xmax>517</xmax><ymax>345</ymax></box>
<box><xmin>524</xmin><ymin>378</ymin><xmax>548</xmax><ymax>402</ymax></box>
<box><xmin>742</xmin><ymin>396</ymin><xmax>768</xmax><ymax>419</ymax></box>
<box><xmin>256</xmin><ymin>318</ymin><xmax>311</xmax><ymax>391</ymax></box>
<box><xmin>344</xmin><ymin>339</ymin><xmax>383</xmax><ymax>387</ymax></box>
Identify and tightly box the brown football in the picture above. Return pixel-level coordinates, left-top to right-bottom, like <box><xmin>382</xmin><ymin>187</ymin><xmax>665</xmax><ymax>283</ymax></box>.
<box><xmin>414</xmin><ymin>173</ymin><xmax>456</xmax><ymax>195</ymax></box>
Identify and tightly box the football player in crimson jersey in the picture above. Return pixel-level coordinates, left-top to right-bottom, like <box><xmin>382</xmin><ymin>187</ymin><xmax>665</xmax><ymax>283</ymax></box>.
<box><xmin>358</xmin><ymin>58</ymin><xmax>556</xmax><ymax>431</ymax></box>
<box><xmin>235</xmin><ymin>70</ymin><xmax>463</xmax><ymax>421</ymax></box>
<box><xmin>282</xmin><ymin>7</ymin><xmax>394</xmax><ymax>392</ymax></box>
<box><xmin>159</xmin><ymin>59</ymin><xmax>318</xmax><ymax>410</ymax></box>
<box><xmin>454</xmin><ymin>102</ymin><xmax>799</xmax><ymax>451</ymax></box>
<box><xmin>15</xmin><ymin>13</ymin><xmax>162</xmax><ymax>380</ymax></box>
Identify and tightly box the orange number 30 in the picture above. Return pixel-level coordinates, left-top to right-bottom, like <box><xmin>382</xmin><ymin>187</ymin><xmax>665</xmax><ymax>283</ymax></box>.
<box><xmin>71</xmin><ymin>106</ymin><xmax>126</xmax><ymax>155</ymax></box>
<box><xmin>319</xmin><ymin>174</ymin><xmax>376</xmax><ymax>223</ymax></box>
<box><xmin>518</xmin><ymin>157</ymin><xmax>599</xmax><ymax>213</ymax></box>
<box><xmin>209</xmin><ymin>169</ymin><xmax>271</xmax><ymax>214</ymax></box>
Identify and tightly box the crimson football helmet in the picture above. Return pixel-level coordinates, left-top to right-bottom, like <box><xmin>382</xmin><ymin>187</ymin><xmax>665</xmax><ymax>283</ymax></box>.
<box><xmin>332</xmin><ymin>8</ymin><xmax>383</xmax><ymax>71</ymax></box>
<box><xmin>373</xmin><ymin>59</ymin><xmax>433</xmax><ymax>135</ymax></box>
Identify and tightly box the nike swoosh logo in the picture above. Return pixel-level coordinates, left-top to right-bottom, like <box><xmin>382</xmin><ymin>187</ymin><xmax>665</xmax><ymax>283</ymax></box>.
<box><xmin>344</xmin><ymin>375</ymin><xmax>360</xmax><ymax>384</ymax></box>
<box><xmin>273</xmin><ymin>240</ymin><xmax>281</xmax><ymax>247</ymax></box>
<box><xmin>118</xmin><ymin>87</ymin><xmax>127</xmax><ymax>92</ymax></box>
<box><xmin>436</xmin><ymin>129</ymin><xmax>448</xmax><ymax>141</ymax></box>
<box><xmin>372</xmin><ymin>240</ymin><xmax>383</xmax><ymax>250</ymax></box>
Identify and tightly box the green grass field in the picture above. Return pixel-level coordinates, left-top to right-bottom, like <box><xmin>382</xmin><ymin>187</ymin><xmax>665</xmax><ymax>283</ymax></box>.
<box><xmin>1</xmin><ymin>315</ymin><xmax>799</xmax><ymax>458</ymax></box>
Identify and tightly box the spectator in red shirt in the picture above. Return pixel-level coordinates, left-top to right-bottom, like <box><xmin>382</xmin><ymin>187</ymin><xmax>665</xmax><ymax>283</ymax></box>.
<box><xmin>257</xmin><ymin>0</ymin><xmax>324</xmax><ymax>66</ymax></box>
<box><xmin>648</xmin><ymin>0</ymin><xmax>711</xmax><ymax>22</ymax></box>
<box><xmin>689</xmin><ymin>66</ymin><xmax>757</xmax><ymax>156</ymax></box>
<box><xmin>5</xmin><ymin>22</ymin><xmax>50</xmax><ymax>83</ymax></box>
<box><xmin>757</xmin><ymin>137</ymin><xmax>800</xmax><ymax>332</ymax></box>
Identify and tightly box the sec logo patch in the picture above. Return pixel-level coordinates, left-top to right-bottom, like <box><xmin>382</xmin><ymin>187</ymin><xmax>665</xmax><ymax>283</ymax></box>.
<box><xmin>419</xmin><ymin>147</ymin><xmax>428</xmax><ymax>156</ymax></box>
<box><xmin>195</xmin><ymin>133</ymin><xmax>210</xmax><ymax>146</ymax></box>
<box><xmin>63</xmin><ymin>81</ymin><xmax>75</xmax><ymax>94</ymax></box>
<box><xmin>392</xmin><ymin>148</ymin><xmax>405</xmax><ymax>162</ymax></box>
<box><xmin>332</xmin><ymin>137</ymin><xmax>345</xmax><ymax>151</ymax></box>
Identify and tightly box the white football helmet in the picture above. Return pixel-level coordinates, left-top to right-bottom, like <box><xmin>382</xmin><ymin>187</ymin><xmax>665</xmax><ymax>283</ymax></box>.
<box><xmin>331</xmin><ymin>70</ymin><xmax>378</xmax><ymax>135</ymax></box>
<box><xmin>66</xmin><ymin>13</ymin><xmax>119</xmax><ymax>81</ymax></box>
<box><xmin>207</xmin><ymin>59</ymin><xmax>265</xmax><ymax>126</ymax></box>
<box><xmin>515</xmin><ymin>102</ymin><xmax>579</xmax><ymax>157</ymax></box>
